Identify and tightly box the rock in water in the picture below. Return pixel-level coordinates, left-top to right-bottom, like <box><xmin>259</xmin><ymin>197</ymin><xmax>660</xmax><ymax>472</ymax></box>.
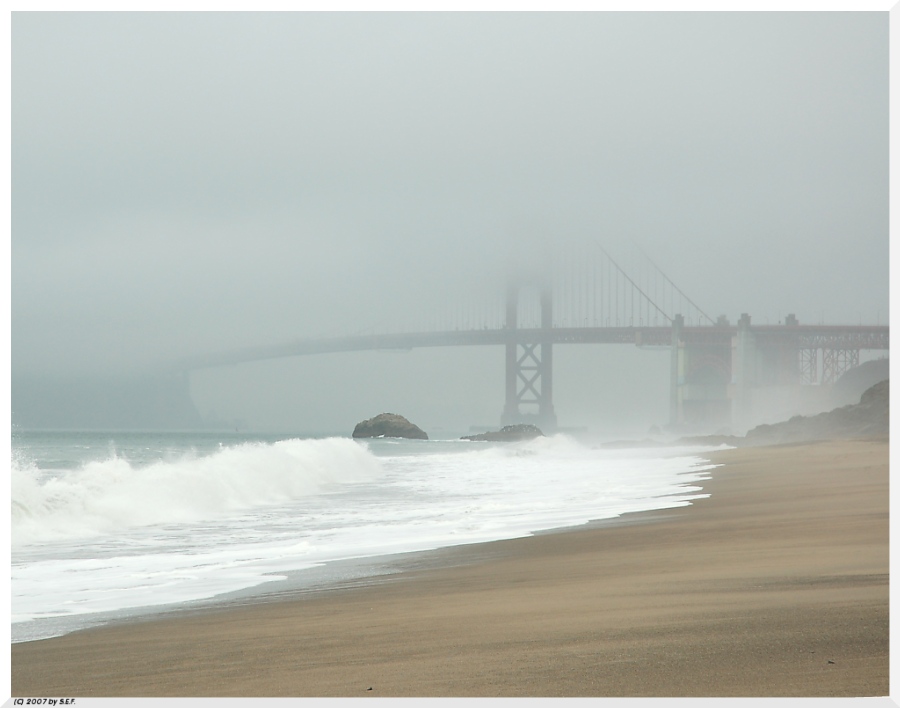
<box><xmin>461</xmin><ymin>424</ymin><xmax>544</xmax><ymax>442</ymax></box>
<box><xmin>352</xmin><ymin>413</ymin><xmax>429</xmax><ymax>440</ymax></box>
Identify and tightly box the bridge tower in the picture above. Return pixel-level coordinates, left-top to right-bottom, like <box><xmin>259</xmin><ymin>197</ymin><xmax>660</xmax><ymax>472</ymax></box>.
<box><xmin>501</xmin><ymin>272</ymin><xmax>558</xmax><ymax>432</ymax></box>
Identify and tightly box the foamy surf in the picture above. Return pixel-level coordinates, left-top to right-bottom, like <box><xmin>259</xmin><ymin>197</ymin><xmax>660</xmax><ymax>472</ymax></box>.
<box><xmin>12</xmin><ymin>431</ymin><xmax>716</xmax><ymax>642</ymax></box>
<box><xmin>12</xmin><ymin>436</ymin><xmax>383</xmax><ymax>546</ymax></box>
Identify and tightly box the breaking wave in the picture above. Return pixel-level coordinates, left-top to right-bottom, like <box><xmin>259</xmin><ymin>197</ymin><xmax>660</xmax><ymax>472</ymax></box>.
<box><xmin>12</xmin><ymin>437</ymin><xmax>383</xmax><ymax>546</ymax></box>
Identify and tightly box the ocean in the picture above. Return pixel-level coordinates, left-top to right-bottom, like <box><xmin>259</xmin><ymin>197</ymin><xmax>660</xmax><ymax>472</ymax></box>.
<box><xmin>11</xmin><ymin>429</ymin><xmax>719</xmax><ymax>644</ymax></box>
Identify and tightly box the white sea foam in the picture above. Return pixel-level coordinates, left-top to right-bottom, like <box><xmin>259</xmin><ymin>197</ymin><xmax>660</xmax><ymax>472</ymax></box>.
<box><xmin>11</xmin><ymin>432</ymin><xmax>717</xmax><ymax>642</ymax></box>
<box><xmin>12</xmin><ymin>437</ymin><xmax>383</xmax><ymax>546</ymax></box>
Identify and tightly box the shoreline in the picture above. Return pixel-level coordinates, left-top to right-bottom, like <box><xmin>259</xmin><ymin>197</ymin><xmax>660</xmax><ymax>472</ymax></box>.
<box><xmin>11</xmin><ymin>438</ymin><xmax>889</xmax><ymax>697</ymax></box>
<box><xmin>11</xmin><ymin>440</ymin><xmax>716</xmax><ymax>645</ymax></box>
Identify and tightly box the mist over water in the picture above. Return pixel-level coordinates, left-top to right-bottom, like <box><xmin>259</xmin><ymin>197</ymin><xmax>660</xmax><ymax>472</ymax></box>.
<box><xmin>11</xmin><ymin>13</ymin><xmax>888</xmax><ymax>434</ymax></box>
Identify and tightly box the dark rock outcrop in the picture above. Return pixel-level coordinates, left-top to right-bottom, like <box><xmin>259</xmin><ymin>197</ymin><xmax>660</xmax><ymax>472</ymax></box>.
<box><xmin>742</xmin><ymin>379</ymin><xmax>888</xmax><ymax>446</ymax></box>
<box><xmin>461</xmin><ymin>424</ymin><xmax>544</xmax><ymax>442</ymax></box>
<box><xmin>602</xmin><ymin>380</ymin><xmax>889</xmax><ymax>450</ymax></box>
<box><xmin>352</xmin><ymin>413</ymin><xmax>428</xmax><ymax>440</ymax></box>
<box><xmin>832</xmin><ymin>358</ymin><xmax>889</xmax><ymax>407</ymax></box>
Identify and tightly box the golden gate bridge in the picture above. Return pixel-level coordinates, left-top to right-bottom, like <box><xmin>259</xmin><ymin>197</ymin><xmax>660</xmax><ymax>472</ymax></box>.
<box><xmin>175</xmin><ymin>242</ymin><xmax>888</xmax><ymax>432</ymax></box>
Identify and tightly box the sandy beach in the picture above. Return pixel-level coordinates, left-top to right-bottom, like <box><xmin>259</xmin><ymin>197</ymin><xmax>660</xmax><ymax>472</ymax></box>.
<box><xmin>10</xmin><ymin>438</ymin><xmax>889</xmax><ymax>698</ymax></box>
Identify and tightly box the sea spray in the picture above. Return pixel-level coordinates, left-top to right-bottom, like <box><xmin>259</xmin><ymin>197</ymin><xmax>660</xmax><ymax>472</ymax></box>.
<box><xmin>12</xmin><ymin>437</ymin><xmax>384</xmax><ymax>546</ymax></box>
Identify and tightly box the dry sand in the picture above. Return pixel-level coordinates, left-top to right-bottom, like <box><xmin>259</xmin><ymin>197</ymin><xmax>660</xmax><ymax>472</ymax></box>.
<box><xmin>10</xmin><ymin>438</ymin><xmax>889</xmax><ymax>697</ymax></box>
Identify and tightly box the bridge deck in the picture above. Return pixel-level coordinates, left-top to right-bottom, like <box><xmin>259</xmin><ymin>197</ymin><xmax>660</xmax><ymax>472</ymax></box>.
<box><xmin>175</xmin><ymin>325</ymin><xmax>889</xmax><ymax>370</ymax></box>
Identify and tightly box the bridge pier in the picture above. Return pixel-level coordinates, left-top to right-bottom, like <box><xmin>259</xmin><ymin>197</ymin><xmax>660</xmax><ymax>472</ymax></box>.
<box><xmin>669</xmin><ymin>315</ymin><xmax>733</xmax><ymax>430</ymax></box>
<box><xmin>669</xmin><ymin>312</ymin><xmax>878</xmax><ymax>432</ymax></box>
<box><xmin>732</xmin><ymin>313</ymin><xmax>754</xmax><ymax>431</ymax></box>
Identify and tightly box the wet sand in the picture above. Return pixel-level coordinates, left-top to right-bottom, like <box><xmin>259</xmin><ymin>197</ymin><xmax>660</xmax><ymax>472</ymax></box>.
<box><xmin>11</xmin><ymin>438</ymin><xmax>889</xmax><ymax>697</ymax></box>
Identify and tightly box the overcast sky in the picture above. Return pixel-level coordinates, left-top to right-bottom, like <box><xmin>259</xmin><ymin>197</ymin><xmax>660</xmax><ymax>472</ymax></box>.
<box><xmin>11</xmin><ymin>11</ymin><xmax>889</xmax><ymax>433</ymax></box>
